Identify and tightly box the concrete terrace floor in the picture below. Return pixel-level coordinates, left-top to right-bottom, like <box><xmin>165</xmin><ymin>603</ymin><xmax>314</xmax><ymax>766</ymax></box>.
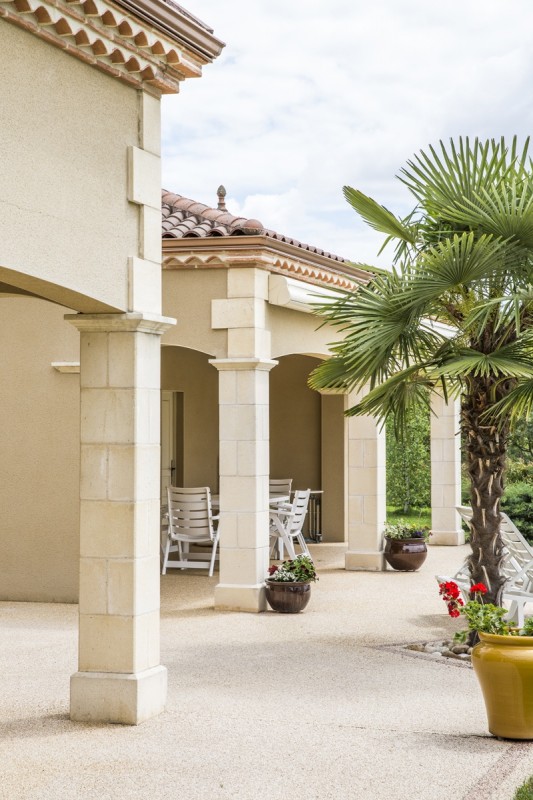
<box><xmin>2</xmin><ymin>544</ymin><xmax>533</xmax><ymax>800</ymax></box>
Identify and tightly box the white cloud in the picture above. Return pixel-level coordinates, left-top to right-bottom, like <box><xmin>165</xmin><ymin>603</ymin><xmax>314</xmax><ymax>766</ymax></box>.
<box><xmin>162</xmin><ymin>0</ymin><xmax>533</xmax><ymax>267</ymax></box>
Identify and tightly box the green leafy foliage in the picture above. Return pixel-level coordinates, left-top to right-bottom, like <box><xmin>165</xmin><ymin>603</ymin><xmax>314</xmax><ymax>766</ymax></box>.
<box><xmin>267</xmin><ymin>555</ymin><xmax>317</xmax><ymax>583</ymax></box>
<box><xmin>457</xmin><ymin>601</ymin><xmax>510</xmax><ymax>640</ymax></box>
<box><xmin>506</xmin><ymin>460</ymin><xmax>533</xmax><ymax>485</ymax></box>
<box><xmin>507</xmin><ymin>416</ymin><xmax>533</xmax><ymax>486</ymax></box>
<box><xmin>501</xmin><ymin>483</ymin><xmax>533</xmax><ymax>542</ymax></box>
<box><xmin>514</xmin><ymin>776</ymin><xmax>533</xmax><ymax>800</ymax></box>
<box><xmin>386</xmin><ymin>408</ymin><xmax>430</xmax><ymax>512</ymax></box>
<box><xmin>383</xmin><ymin>520</ymin><xmax>430</xmax><ymax>541</ymax></box>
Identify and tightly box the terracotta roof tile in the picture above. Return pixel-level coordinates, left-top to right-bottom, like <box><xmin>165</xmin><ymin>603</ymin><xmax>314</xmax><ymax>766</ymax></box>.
<box><xmin>161</xmin><ymin>189</ymin><xmax>348</xmax><ymax>263</ymax></box>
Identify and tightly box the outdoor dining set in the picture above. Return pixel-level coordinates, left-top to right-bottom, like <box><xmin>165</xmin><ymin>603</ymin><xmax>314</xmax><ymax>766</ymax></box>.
<box><xmin>161</xmin><ymin>480</ymin><xmax>313</xmax><ymax>576</ymax></box>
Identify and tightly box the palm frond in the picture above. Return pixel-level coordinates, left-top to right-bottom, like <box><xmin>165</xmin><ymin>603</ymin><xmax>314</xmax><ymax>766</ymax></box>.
<box><xmin>343</xmin><ymin>366</ymin><xmax>437</xmax><ymax>439</ymax></box>
<box><xmin>310</xmin><ymin>270</ymin><xmax>446</xmax><ymax>393</ymax></box>
<box><xmin>442</xmin><ymin>179</ymin><xmax>533</xmax><ymax>248</ymax></box>
<box><xmin>343</xmin><ymin>187</ymin><xmax>417</xmax><ymax>244</ymax></box>
<box><xmin>433</xmin><ymin>344</ymin><xmax>533</xmax><ymax>380</ymax></box>
<box><xmin>399</xmin><ymin>137</ymin><xmax>532</xmax><ymax>232</ymax></box>
<box><xmin>482</xmin><ymin>379</ymin><xmax>533</xmax><ymax>425</ymax></box>
<box><xmin>462</xmin><ymin>286</ymin><xmax>533</xmax><ymax>336</ymax></box>
<box><xmin>404</xmin><ymin>233</ymin><xmax>518</xmax><ymax>306</ymax></box>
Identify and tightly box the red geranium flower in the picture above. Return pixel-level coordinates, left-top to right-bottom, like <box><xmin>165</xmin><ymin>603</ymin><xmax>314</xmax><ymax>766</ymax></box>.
<box><xmin>439</xmin><ymin>580</ymin><xmax>461</xmax><ymax>599</ymax></box>
<box><xmin>470</xmin><ymin>583</ymin><xmax>488</xmax><ymax>594</ymax></box>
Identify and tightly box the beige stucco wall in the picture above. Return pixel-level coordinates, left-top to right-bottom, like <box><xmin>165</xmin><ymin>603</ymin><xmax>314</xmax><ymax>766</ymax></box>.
<box><xmin>162</xmin><ymin>270</ymin><xmax>227</xmax><ymax>356</ymax></box>
<box><xmin>161</xmin><ymin>346</ymin><xmax>219</xmax><ymax>490</ymax></box>
<box><xmin>270</xmin><ymin>354</ymin><xmax>321</xmax><ymax>497</ymax></box>
<box><xmin>0</xmin><ymin>297</ymin><xmax>80</xmax><ymax>601</ymax></box>
<box><xmin>0</xmin><ymin>22</ymin><xmax>139</xmax><ymax>311</ymax></box>
<box><xmin>321</xmin><ymin>394</ymin><xmax>347</xmax><ymax>542</ymax></box>
<box><xmin>268</xmin><ymin>304</ymin><xmax>336</xmax><ymax>358</ymax></box>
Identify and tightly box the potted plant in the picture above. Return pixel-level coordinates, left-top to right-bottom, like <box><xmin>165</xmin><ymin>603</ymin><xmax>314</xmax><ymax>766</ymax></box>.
<box><xmin>440</xmin><ymin>580</ymin><xmax>533</xmax><ymax>739</ymax></box>
<box><xmin>265</xmin><ymin>555</ymin><xmax>318</xmax><ymax>613</ymax></box>
<box><xmin>383</xmin><ymin>521</ymin><xmax>430</xmax><ymax>571</ymax></box>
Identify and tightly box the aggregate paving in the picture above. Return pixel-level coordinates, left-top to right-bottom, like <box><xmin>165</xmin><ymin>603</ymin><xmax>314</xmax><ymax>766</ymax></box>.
<box><xmin>2</xmin><ymin>544</ymin><xmax>533</xmax><ymax>799</ymax></box>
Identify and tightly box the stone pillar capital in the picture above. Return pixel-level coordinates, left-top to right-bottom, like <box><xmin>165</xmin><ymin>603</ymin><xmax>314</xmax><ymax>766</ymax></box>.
<box><xmin>209</xmin><ymin>358</ymin><xmax>277</xmax><ymax>372</ymax></box>
<box><xmin>65</xmin><ymin>312</ymin><xmax>175</xmax><ymax>336</ymax></box>
<box><xmin>316</xmin><ymin>387</ymin><xmax>347</xmax><ymax>396</ymax></box>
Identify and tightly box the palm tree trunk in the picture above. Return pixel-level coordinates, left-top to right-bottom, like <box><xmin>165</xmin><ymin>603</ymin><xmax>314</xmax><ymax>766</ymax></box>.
<box><xmin>461</xmin><ymin>376</ymin><xmax>511</xmax><ymax>606</ymax></box>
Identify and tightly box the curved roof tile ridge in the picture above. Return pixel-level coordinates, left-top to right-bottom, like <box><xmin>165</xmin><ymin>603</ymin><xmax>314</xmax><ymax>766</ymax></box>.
<box><xmin>161</xmin><ymin>189</ymin><xmax>348</xmax><ymax>262</ymax></box>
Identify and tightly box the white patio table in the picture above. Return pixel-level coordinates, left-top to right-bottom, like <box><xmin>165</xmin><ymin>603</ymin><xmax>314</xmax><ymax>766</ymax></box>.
<box><xmin>210</xmin><ymin>493</ymin><xmax>290</xmax><ymax>509</ymax></box>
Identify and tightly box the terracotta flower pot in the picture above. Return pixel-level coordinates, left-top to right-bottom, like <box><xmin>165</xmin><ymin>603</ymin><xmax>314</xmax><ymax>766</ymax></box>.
<box><xmin>265</xmin><ymin>580</ymin><xmax>311</xmax><ymax>613</ymax></box>
<box><xmin>472</xmin><ymin>632</ymin><xmax>533</xmax><ymax>739</ymax></box>
<box><xmin>383</xmin><ymin>537</ymin><xmax>427</xmax><ymax>571</ymax></box>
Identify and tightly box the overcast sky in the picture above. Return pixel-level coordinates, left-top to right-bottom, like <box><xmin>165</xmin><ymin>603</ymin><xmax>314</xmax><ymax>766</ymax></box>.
<box><xmin>161</xmin><ymin>1</ymin><xmax>533</xmax><ymax>267</ymax></box>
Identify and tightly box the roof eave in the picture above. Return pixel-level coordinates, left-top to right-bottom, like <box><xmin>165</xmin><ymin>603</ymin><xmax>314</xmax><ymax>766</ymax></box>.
<box><xmin>162</xmin><ymin>234</ymin><xmax>372</xmax><ymax>287</ymax></box>
<box><xmin>113</xmin><ymin>0</ymin><xmax>225</xmax><ymax>62</ymax></box>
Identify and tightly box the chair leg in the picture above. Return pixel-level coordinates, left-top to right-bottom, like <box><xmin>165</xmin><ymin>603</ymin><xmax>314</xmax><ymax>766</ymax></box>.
<box><xmin>281</xmin><ymin>532</ymin><xmax>296</xmax><ymax>560</ymax></box>
<box><xmin>295</xmin><ymin>533</ymin><xmax>311</xmax><ymax>558</ymax></box>
<box><xmin>209</xmin><ymin>533</ymin><xmax>220</xmax><ymax>578</ymax></box>
<box><xmin>162</xmin><ymin>539</ymin><xmax>171</xmax><ymax>575</ymax></box>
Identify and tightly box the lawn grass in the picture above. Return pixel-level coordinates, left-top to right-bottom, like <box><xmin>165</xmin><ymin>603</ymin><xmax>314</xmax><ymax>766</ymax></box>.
<box><xmin>514</xmin><ymin>776</ymin><xmax>533</xmax><ymax>799</ymax></box>
<box><xmin>387</xmin><ymin>506</ymin><xmax>432</xmax><ymax>528</ymax></box>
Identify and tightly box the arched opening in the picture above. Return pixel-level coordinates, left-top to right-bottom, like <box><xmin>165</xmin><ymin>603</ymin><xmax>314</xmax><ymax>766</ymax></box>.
<box><xmin>270</xmin><ymin>354</ymin><xmax>345</xmax><ymax>543</ymax></box>
<box><xmin>161</xmin><ymin>344</ymin><xmax>219</xmax><ymax>495</ymax></box>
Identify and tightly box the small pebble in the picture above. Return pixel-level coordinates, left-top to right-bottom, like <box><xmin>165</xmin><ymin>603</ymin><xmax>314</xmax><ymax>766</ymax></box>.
<box><xmin>452</xmin><ymin>645</ymin><xmax>469</xmax><ymax>654</ymax></box>
<box><xmin>405</xmin><ymin>640</ymin><xmax>472</xmax><ymax>663</ymax></box>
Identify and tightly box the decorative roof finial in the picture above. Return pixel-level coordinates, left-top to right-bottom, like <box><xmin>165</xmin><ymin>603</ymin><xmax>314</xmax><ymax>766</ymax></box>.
<box><xmin>217</xmin><ymin>185</ymin><xmax>227</xmax><ymax>211</ymax></box>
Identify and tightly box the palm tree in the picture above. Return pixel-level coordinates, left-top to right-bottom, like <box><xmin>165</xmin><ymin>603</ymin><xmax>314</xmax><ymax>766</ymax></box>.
<box><xmin>309</xmin><ymin>137</ymin><xmax>533</xmax><ymax>605</ymax></box>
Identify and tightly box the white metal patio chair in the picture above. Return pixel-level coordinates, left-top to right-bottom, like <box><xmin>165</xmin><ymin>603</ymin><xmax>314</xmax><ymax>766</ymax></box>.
<box><xmin>436</xmin><ymin>505</ymin><xmax>533</xmax><ymax>624</ymax></box>
<box><xmin>162</xmin><ymin>486</ymin><xmax>220</xmax><ymax>577</ymax></box>
<box><xmin>269</xmin><ymin>489</ymin><xmax>312</xmax><ymax>561</ymax></box>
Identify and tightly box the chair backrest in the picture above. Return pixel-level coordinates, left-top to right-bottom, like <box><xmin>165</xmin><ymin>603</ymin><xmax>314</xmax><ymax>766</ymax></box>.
<box><xmin>287</xmin><ymin>489</ymin><xmax>311</xmax><ymax>535</ymax></box>
<box><xmin>269</xmin><ymin>478</ymin><xmax>293</xmax><ymax>498</ymax></box>
<box><xmin>167</xmin><ymin>486</ymin><xmax>215</xmax><ymax>542</ymax></box>
<box><xmin>456</xmin><ymin>505</ymin><xmax>533</xmax><ymax>585</ymax></box>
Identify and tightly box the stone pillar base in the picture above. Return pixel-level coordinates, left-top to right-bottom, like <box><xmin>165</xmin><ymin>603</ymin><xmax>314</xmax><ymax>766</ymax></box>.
<box><xmin>214</xmin><ymin>583</ymin><xmax>267</xmax><ymax>612</ymax></box>
<box><xmin>345</xmin><ymin>550</ymin><xmax>385</xmax><ymax>571</ymax></box>
<box><xmin>70</xmin><ymin>665</ymin><xmax>167</xmax><ymax>725</ymax></box>
<box><xmin>430</xmin><ymin>530</ymin><xmax>465</xmax><ymax>546</ymax></box>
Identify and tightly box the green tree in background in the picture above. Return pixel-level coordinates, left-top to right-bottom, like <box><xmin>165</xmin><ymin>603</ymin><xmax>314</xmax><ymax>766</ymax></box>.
<box><xmin>386</xmin><ymin>408</ymin><xmax>430</xmax><ymax>513</ymax></box>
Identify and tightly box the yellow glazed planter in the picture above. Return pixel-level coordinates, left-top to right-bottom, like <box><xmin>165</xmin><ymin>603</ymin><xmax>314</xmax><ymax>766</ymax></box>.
<box><xmin>472</xmin><ymin>632</ymin><xmax>533</xmax><ymax>739</ymax></box>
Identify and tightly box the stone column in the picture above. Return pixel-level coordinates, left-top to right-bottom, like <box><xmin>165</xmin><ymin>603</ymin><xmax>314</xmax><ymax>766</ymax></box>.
<box><xmin>66</xmin><ymin>312</ymin><xmax>173</xmax><ymax>724</ymax></box>
<box><xmin>210</xmin><ymin>358</ymin><xmax>276</xmax><ymax>612</ymax></box>
<box><xmin>430</xmin><ymin>394</ymin><xmax>464</xmax><ymax>545</ymax></box>
<box><xmin>210</xmin><ymin>267</ymin><xmax>275</xmax><ymax>612</ymax></box>
<box><xmin>344</xmin><ymin>390</ymin><xmax>386</xmax><ymax>571</ymax></box>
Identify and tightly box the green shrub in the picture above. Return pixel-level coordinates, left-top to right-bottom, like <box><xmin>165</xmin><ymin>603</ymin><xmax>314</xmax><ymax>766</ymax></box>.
<box><xmin>514</xmin><ymin>775</ymin><xmax>533</xmax><ymax>800</ymax></box>
<box><xmin>501</xmin><ymin>483</ymin><xmax>533</xmax><ymax>543</ymax></box>
<box><xmin>507</xmin><ymin>460</ymin><xmax>533</xmax><ymax>485</ymax></box>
